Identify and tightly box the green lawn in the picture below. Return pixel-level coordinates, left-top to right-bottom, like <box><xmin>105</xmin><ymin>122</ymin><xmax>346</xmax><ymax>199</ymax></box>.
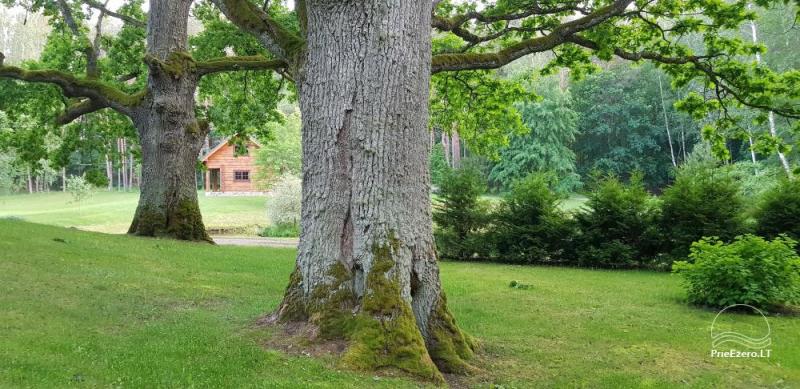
<box><xmin>1</xmin><ymin>220</ymin><xmax>797</xmax><ymax>387</ymax></box>
<box><xmin>0</xmin><ymin>192</ymin><xmax>588</xmax><ymax>237</ymax></box>
<box><xmin>559</xmin><ymin>193</ymin><xmax>588</xmax><ymax>212</ymax></box>
<box><xmin>0</xmin><ymin>191</ymin><xmax>267</xmax><ymax>234</ymax></box>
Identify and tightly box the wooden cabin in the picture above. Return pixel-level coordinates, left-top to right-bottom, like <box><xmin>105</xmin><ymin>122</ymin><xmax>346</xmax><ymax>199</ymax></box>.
<box><xmin>200</xmin><ymin>138</ymin><xmax>265</xmax><ymax>196</ymax></box>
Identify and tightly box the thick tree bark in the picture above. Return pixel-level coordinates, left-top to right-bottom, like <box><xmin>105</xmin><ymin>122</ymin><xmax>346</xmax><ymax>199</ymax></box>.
<box><xmin>271</xmin><ymin>0</ymin><xmax>474</xmax><ymax>381</ymax></box>
<box><xmin>126</xmin><ymin>0</ymin><xmax>211</xmax><ymax>242</ymax></box>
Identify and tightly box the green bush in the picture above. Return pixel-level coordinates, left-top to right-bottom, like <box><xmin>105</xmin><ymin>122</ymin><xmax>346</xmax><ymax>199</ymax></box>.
<box><xmin>488</xmin><ymin>173</ymin><xmax>576</xmax><ymax>264</ymax></box>
<box><xmin>429</xmin><ymin>143</ymin><xmax>451</xmax><ymax>188</ymax></box>
<box><xmin>65</xmin><ymin>175</ymin><xmax>94</xmax><ymax>206</ymax></box>
<box><xmin>660</xmin><ymin>165</ymin><xmax>747</xmax><ymax>258</ymax></box>
<box><xmin>433</xmin><ymin>167</ymin><xmax>490</xmax><ymax>260</ymax></box>
<box><xmin>260</xmin><ymin>223</ymin><xmax>300</xmax><ymax>238</ymax></box>
<box><xmin>673</xmin><ymin>235</ymin><xmax>800</xmax><ymax>310</ymax></box>
<box><xmin>755</xmin><ymin>179</ymin><xmax>800</xmax><ymax>241</ymax></box>
<box><xmin>266</xmin><ymin>174</ymin><xmax>301</xmax><ymax>234</ymax></box>
<box><xmin>574</xmin><ymin>174</ymin><xmax>661</xmax><ymax>268</ymax></box>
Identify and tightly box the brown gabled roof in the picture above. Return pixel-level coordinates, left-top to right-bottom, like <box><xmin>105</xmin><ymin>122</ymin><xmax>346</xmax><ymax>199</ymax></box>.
<box><xmin>200</xmin><ymin>136</ymin><xmax>263</xmax><ymax>162</ymax></box>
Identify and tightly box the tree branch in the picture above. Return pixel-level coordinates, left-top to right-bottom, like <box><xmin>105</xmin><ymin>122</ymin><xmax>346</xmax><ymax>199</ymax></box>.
<box><xmin>86</xmin><ymin>0</ymin><xmax>110</xmax><ymax>79</ymax></box>
<box><xmin>56</xmin><ymin>99</ymin><xmax>106</xmax><ymax>125</ymax></box>
<box><xmin>0</xmin><ymin>62</ymin><xmax>145</xmax><ymax>119</ymax></box>
<box><xmin>196</xmin><ymin>56</ymin><xmax>287</xmax><ymax>76</ymax></box>
<box><xmin>211</xmin><ymin>0</ymin><xmax>304</xmax><ymax>61</ymax></box>
<box><xmin>81</xmin><ymin>0</ymin><xmax>147</xmax><ymax>28</ymax></box>
<box><xmin>431</xmin><ymin>0</ymin><xmax>633</xmax><ymax>73</ymax></box>
<box><xmin>56</xmin><ymin>0</ymin><xmax>82</xmax><ymax>36</ymax></box>
<box><xmin>433</xmin><ymin>2</ymin><xmax>583</xmax><ymax>32</ymax></box>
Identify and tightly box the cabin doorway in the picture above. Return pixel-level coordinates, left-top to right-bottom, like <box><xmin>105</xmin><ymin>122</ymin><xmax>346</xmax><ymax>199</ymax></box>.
<box><xmin>209</xmin><ymin>169</ymin><xmax>221</xmax><ymax>192</ymax></box>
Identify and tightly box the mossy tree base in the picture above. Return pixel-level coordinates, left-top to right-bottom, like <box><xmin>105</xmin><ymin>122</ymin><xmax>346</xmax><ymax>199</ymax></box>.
<box><xmin>128</xmin><ymin>199</ymin><xmax>212</xmax><ymax>243</ymax></box>
<box><xmin>265</xmin><ymin>248</ymin><xmax>477</xmax><ymax>383</ymax></box>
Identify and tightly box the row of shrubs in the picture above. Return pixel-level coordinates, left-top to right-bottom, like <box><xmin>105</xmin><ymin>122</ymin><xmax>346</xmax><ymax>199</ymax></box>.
<box><xmin>433</xmin><ymin>165</ymin><xmax>800</xmax><ymax>270</ymax></box>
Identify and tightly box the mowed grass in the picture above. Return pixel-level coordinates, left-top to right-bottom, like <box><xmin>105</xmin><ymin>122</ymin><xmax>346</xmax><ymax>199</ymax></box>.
<box><xmin>0</xmin><ymin>191</ymin><xmax>267</xmax><ymax>234</ymax></box>
<box><xmin>0</xmin><ymin>192</ymin><xmax>588</xmax><ymax>236</ymax></box>
<box><xmin>1</xmin><ymin>220</ymin><xmax>798</xmax><ymax>388</ymax></box>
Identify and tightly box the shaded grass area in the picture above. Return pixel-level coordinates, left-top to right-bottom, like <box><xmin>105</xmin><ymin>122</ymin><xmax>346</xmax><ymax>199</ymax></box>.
<box><xmin>0</xmin><ymin>191</ymin><xmax>266</xmax><ymax>234</ymax></box>
<box><xmin>1</xmin><ymin>220</ymin><xmax>797</xmax><ymax>387</ymax></box>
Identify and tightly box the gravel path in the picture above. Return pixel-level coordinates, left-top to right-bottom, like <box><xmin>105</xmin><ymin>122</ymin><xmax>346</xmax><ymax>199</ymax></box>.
<box><xmin>212</xmin><ymin>236</ymin><xmax>298</xmax><ymax>248</ymax></box>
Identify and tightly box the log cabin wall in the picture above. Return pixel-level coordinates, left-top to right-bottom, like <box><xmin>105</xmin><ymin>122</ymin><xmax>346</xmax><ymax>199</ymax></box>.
<box><xmin>203</xmin><ymin>141</ymin><xmax>260</xmax><ymax>193</ymax></box>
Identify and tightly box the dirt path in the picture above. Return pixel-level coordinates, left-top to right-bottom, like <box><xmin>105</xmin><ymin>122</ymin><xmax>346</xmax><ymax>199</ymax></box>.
<box><xmin>212</xmin><ymin>236</ymin><xmax>298</xmax><ymax>248</ymax></box>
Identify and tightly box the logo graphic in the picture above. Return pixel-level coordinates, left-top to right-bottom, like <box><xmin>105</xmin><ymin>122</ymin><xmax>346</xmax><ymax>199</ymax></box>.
<box><xmin>710</xmin><ymin>304</ymin><xmax>772</xmax><ymax>358</ymax></box>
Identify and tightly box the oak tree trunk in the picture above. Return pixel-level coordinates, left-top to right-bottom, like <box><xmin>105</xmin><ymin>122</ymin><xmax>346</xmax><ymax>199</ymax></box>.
<box><xmin>273</xmin><ymin>0</ymin><xmax>474</xmax><ymax>381</ymax></box>
<box><xmin>126</xmin><ymin>0</ymin><xmax>211</xmax><ymax>242</ymax></box>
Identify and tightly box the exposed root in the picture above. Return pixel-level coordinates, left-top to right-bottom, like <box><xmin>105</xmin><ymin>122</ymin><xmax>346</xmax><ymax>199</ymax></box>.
<box><xmin>426</xmin><ymin>294</ymin><xmax>478</xmax><ymax>374</ymax></box>
<box><xmin>261</xmin><ymin>240</ymin><xmax>478</xmax><ymax>384</ymax></box>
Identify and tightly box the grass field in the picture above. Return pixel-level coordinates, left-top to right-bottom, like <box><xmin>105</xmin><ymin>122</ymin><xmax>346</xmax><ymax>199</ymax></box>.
<box><xmin>1</xmin><ymin>219</ymin><xmax>797</xmax><ymax>387</ymax></box>
<box><xmin>0</xmin><ymin>191</ymin><xmax>267</xmax><ymax>235</ymax></box>
<box><xmin>0</xmin><ymin>192</ymin><xmax>588</xmax><ymax>237</ymax></box>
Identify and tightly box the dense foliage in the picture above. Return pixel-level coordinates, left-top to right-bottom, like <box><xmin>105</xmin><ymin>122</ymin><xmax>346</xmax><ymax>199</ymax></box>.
<box><xmin>673</xmin><ymin>235</ymin><xmax>800</xmax><ymax>310</ymax></box>
<box><xmin>429</xmin><ymin>60</ymin><xmax>532</xmax><ymax>159</ymax></box>
<box><xmin>433</xmin><ymin>167</ymin><xmax>489</xmax><ymax>260</ymax></box>
<box><xmin>488</xmin><ymin>173</ymin><xmax>575</xmax><ymax>264</ymax></box>
<box><xmin>572</xmin><ymin>64</ymin><xmax>699</xmax><ymax>190</ymax></box>
<box><xmin>574</xmin><ymin>174</ymin><xmax>662</xmax><ymax>268</ymax></box>
<box><xmin>755</xmin><ymin>179</ymin><xmax>800</xmax><ymax>241</ymax></box>
<box><xmin>660</xmin><ymin>163</ymin><xmax>748</xmax><ymax>258</ymax></box>
<box><xmin>429</xmin><ymin>142</ymin><xmax>451</xmax><ymax>188</ymax></box>
<box><xmin>254</xmin><ymin>110</ymin><xmax>301</xmax><ymax>188</ymax></box>
<box><xmin>489</xmin><ymin>80</ymin><xmax>582</xmax><ymax>194</ymax></box>
<box><xmin>191</xmin><ymin>2</ymin><xmax>285</xmax><ymax>142</ymax></box>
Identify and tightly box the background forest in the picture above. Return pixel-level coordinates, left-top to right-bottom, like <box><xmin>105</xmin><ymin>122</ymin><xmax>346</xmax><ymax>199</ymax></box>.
<box><xmin>2</xmin><ymin>3</ymin><xmax>798</xmax><ymax>197</ymax></box>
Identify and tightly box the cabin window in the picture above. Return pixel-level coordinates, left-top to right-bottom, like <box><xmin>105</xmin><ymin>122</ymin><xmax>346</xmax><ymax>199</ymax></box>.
<box><xmin>234</xmin><ymin>170</ymin><xmax>250</xmax><ymax>182</ymax></box>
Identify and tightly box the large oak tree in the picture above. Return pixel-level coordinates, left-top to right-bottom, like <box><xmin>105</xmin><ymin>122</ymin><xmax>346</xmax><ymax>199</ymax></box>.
<box><xmin>0</xmin><ymin>0</ymin><xmax>284</xmax><ymax>241</ymax></box>
<box><xmin>210</xmin><ymin>0</ymin><xmax>800</xmax><ymax>381</ymax></box>
<box><xmin>2</xmin><ymin>0</ymin><xmax>799</xmax><ymax>382</ymax></box>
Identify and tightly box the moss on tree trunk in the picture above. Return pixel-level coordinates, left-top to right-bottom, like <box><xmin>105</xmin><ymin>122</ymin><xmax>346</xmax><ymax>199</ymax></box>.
<box><xmin>256</xmin><ymin>0</ymin><xmax>475</xmax><ymax>381</ymax></box>
<box><xmin>128</xmin><ymin>198</ymin><xmax>211</xmax><ymax>242</ymax></box>
<box><xmin>271</xmin><ymin>239</ymin><xmax>475</xmax><ymax>383</ymax></box>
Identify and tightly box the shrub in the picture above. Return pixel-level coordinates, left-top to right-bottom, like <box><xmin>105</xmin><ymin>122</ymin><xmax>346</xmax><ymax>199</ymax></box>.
<box><xmin>260</xmin><ymin>223</ymin><xmax>300</xmax><ymax>238</ymax></box>
<box><xmin>433</xmin><ymin>167</ymin><xmax>490</xmax><ymax>260</ymax></box>
<box><xmin>660</xmin><ymin>165</ymin><xmax>747</xmax><ymax>258</ymax></box>
<box><xmin>266</xmin><ymin>174</ymin><xmax>301</xmax><ymax>233</ymax></box>
<box><xmin>429</xmin><ymin>143</ymin><xmax>451</xmax><ymax>188</ymax></box>
<box><xmin>755</xmin><ymin>179</ymin><xmax>800</xmax><ymax>241</ymax></box>
<box><xmin>574</xmin><ymin>174</ymin><xmax>661</xmax><ymax>268</ymax></box>
<box><xmin>488</xmin><ymin>173</ymin><xmax>576</xmax><ymax>264</ymax></box>
<box><xmin>673</xmin><ymin>235</ymin><xmax>800</xmax><ymax>310</ymax></box>
<box><xmin>65</xmin><ymin>175</ymin><xmax>94</xmax><ymax>205</ymax></box>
